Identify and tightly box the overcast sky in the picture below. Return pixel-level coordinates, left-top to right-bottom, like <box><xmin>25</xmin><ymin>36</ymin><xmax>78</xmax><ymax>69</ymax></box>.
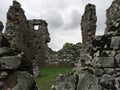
<box><xmin>0</xmin><ymin>0</ymin><xmax>113</xmax><ymax>51</ymax></box>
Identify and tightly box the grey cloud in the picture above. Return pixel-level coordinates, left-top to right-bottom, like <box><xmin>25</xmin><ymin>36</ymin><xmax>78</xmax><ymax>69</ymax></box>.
<box><xmin>70</xmin><ymin>10</ymin><xmax>81</xmax><ymax>29</ymax></box>
<box><xmin>0</xmin><ymin>0</ymin><xmax>11</xmax><ymax>26</ymax></box>
<box><xmin>96</xmin><ymin>12</ymin><xmax>106</xmax><ymax>35</ymax></box>
<box><xmin>95</xmin><ymin>0</ymin><xmax>113</xmax><ymax>35</ymax></box>
<box><xmin>64</xmin><ymin>9</ymin><xmax>81</xmax><ymax>30</ymax></box>
<box><xmin>43</xmin><ymin>0</ymin><xmax>68</xmax><ymax>10</ymax></box>
<box><xmin>0</xmin><ymin>11</ymin><xmax>6</xmax><ymax>23</ymax></box>
<box><xmin>45</xmin><ymin>11</ymin><xmax>64</xmax><ymax>29</ymax></box>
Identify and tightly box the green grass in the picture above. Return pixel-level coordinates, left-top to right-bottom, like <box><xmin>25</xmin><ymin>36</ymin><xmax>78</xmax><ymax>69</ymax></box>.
<box><xmin>35</xmin><ymin>66</ymin><xmax>73</xmax><ymax>90</ymax></box>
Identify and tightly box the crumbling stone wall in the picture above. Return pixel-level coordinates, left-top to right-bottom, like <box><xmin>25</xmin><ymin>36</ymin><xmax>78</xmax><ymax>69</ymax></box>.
<box><xmin>52</xmin><ymin>0</ymin><xmax>120</xmax><ymax>90</ymax></box>
<box><xmin>5</xmin><ymin>0</ymin><xmax>28</xmax><ymax>51</ymax></box>
<box><xmin>0</xmin><ymin>20</ymin><xmax>38</xmax><ymax>90</ymax></box>
<box><xmin>28</xmin><ymin>19</ymin><xmax>50</xmax><ymax>67</ymax></box>
<box><xmin>57</xmin><ymin>42</ymin><xmax>83</xmax><ymax>66</ymax></box>
<box><xmin>46</xmin><ymin>47</ymin><xmax>59</xmax><ymax>66</ymax></box>
<box><xmin>105</xmin><ymin>0</ymin><xmax>120</xmax><ymax>35</ymax></box>
<box><xmin>5</xmin><ymin>0</ymin><xmax>50</xmax><ymax>70</ymax></box>
<box><xmin>0</xmin><ymin>0</ymin><xmax>51</xmax><ymax>89</ymax></box>
<box><xmin>46</xmin><ymin>42</ymin><xmax>83</xmax><ymax>67</ymax></box>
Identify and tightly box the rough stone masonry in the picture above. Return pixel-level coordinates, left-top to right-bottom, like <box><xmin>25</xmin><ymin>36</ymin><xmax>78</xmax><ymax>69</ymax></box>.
<box><xmin>81</xmin><ymin>4</ymin><xmax>97</xmax><ymax>45</ymax></box>
<box><xmin>5</xmin><ymin>0</ymin><xmax>50</xmax><ymax>77</ymax></box>
<box><xmin>52</xmin><ymin>0</ymin><xmax>120</xmax><ymax>90</ymax></box>
<box><xmin>0</xmin><ymin>0</ymin><xmax>51</xmax><ymax>89</ymax></box>
<box><xmin>46</xmin><ymin>42</ymin><xmax>83</xmax><ymax>67</ymax></box>
<box><xmin>0</xmin><ymin>21</ymin><xmax>38</xmax><ymax>89</ymax></box>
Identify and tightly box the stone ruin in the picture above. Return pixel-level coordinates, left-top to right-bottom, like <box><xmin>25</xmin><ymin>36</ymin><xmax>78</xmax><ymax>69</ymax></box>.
<box><xmin>27</xmin><ymin>19</ymin><xmax>50</xmax><ymax>76</ymax></box>
<box><xmin>47</xmin><ymin>42</ymin><xmax>83</xmax><ymax>67</ymax></box>
<box><xmin>5</xmin><ymin>0</ymin><xmax>50</xmax><ymax>76</ymax></box>
<box><xmin>52</xmin><ymin>0</ymin><xmax>120</xmax><ymax>90</ymax></box>
<box><xmin>0</xmin><ymin>0</ymin><xmax>50</xmax><ymax>89</ymax></box>
<box><xmin>28</xmin><ymin>19</ymin><xmax>50</xmax><ymax>67</ymax></box>
<box><xmin>2</xmin><ymin>0</ymin><xmax>120</xmax><ymax>89</ymax></box>
<box><xmin>0</xmin><ymin>20</ymin><xmax>38</xmax><ymax>89</ymax></box>
<box><xmin>57</xmin><ymin>42</ymin><xmax>83</xmax><ymax>66</ymax></box>
<box><xmin>5</xmin><ymin>0</ymin><xmax>50</xmax><ymax>67</ymax></box>
<box><xmin>81</xmin><ymin>4</ymin><xmax>97</xmax><ymax>45</ymax></box>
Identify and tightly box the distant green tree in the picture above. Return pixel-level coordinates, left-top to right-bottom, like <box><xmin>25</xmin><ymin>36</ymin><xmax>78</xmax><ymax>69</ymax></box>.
<box><xmin>62</xmin><ymin>42</ymin><xmax>73</xmax><ymax>50</ymax></box>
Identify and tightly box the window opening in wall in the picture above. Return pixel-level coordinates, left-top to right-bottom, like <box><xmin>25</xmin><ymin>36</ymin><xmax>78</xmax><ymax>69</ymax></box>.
<box><xmin>34</xmin><ymin>25</ymin><xmax>39</xmax><ymax>30</ymax></box>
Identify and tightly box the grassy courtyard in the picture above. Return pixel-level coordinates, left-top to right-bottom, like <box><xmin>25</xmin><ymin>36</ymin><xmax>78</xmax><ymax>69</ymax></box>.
<box><xmin>35</xmin><ymin>66</ymin><xmax>73</xmax><ymax>90</ymax></box>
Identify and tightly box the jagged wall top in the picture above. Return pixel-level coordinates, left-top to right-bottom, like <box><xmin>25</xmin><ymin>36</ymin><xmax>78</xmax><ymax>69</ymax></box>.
<box><xmin>13</xmin><ymin>0</ymin><xmax>21</xmax><ymax>8</ymax></box>
<box><xmin>5</xmin><ymin>0</ymin><xmax>50</xmax><ymax>67</ymax></box>
<box><xmin>81</xmin><ymin>4</ymin><xmax>97</xmax><ymax>45</ymax></box>
<box><xmin>105</xmin><ymin>0</ymin><xmax>120</xmax><ymax>35</ymax></box>
<box><xmin>5</xmin><ymin>0</ymin><xmax>27</xmax><ymax>50</ymax></box>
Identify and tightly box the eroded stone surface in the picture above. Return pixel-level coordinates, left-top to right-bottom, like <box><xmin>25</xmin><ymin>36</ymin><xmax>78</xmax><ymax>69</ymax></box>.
<box><xmin>53</xmin><ymin>73</ymin><xmax>76</xmax><ymax>90</ymax></box>
<box><xmin>77</xmin><ymin>73</ymin><xmax>101</xmax><ymax>90</ymax></box>
<box><xmin>47</xmin><ymin>42</ymin><xmax>83</xmax><ymax>66</ymax></box>
<box><xmin>105</xmin><ymin>0</ymin><xmax>120</xmax><ymax>35</ymax></box>
<box><xmin>53</xmin><ymin>0</ymin><xmax>120</xmax><ymax>90</ymax></box>
<box><xmin>0</xmin><ymin>1</ymin><xmax>40</xmax><ymax>90</ymax></box>
<box><xmin>81</xmin><ymin>4</ymin><xmax>97</xmax><ymax>45</ymax></box>
<box><xmin>0</xmin><ymin>55</ymin><xmax>21</xmax><ymax>70</ymax></box>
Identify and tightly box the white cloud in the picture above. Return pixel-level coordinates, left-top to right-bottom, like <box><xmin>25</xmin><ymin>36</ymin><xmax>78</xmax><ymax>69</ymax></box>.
<box><xmin>48</xmin><ymin>27</ymin><xmax>81</xmax><ymax>51</ymax></box>
<box><xmin>0</xmin><ymin>0</ymin><xmax>11</xmax><ymax>26</ymax></box>
<box><xmin>0</xmin><ymin>0</ymin><xmax>113</xmax><ymax>51</ymax></box>
<box><xmin>64</xmin><ymin>9</ymin><xmax>81</xmax><ymax>30</ymax></box>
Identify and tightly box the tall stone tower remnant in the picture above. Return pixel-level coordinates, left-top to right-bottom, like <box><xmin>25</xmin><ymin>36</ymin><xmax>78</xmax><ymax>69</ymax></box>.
<box><xmin>81</xmin><ymin>4</ymin><xmax>97</xmax><ymax>45</ymax></box>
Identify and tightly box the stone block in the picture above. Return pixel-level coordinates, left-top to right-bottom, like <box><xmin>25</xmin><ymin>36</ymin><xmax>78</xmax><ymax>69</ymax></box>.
<box><xmin>0</xmin><ymin>55</ymin><xmax>21</xmax><ymax>70</ymax></box>
<box><xmin>55</xmin><ymin>74</ymin><xmax>76</xmax><ymax>90</ymax></box>
<box><xmin>115</xmin><ymin>53</ymin><xmax>120</xmax><ymax>67</ymax></box>
<box><xmin>77</xmin><ymin>73</ymin><xmax>101</xmax><ymax>90</ymax></box>
<box><xmin>104</xmin><ymin>68</ymin><xmax>115</xmax><ymax>75</ymax></box>
<box><xmin>93</xmin><ymin>57</ymin><xmax>115</xmax><ymax>68</ymax></box>
<box><xmin>110</xmin><ymin>36</ymin><xmax>120</xmax><ymax>49</ymax></box>
<box><xmin>102</xmin><ymin>50</ymin><xmax>116</xmax><ymax>57</ymax></box>
<box><xmin>2</xmin><ymin>71</ymin><xmax>38</xmax><ymax>90</ymax></box>
<box><xmin>0</xmin><ymin>47</ymin><xmax>17</xmax><ymax>57</ymax></box>
<box><xmin>100</xmin><ymin>74</ymin><xmax>115</xmax><ymax>89</ymax></box>
<box><xmin>0</xmin><ymin>71</ymin><xmax>8</xmax><ymax>79</ymax></box>
<box><xmin>94</xmin><ymin>68</ymin><xmax>104</xmax><ymax>76</ymax></box>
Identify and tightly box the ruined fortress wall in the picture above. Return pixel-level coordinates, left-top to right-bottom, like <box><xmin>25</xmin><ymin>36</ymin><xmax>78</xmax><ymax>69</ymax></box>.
<box><xmin>4</xmin><ymin>1</ymin><xmax>50</xmax><ymax>67</ymax></box>
<box><xmin>52</xmin><ymin>0</ymin><xmax>120</xmax><ymax>90</ymax></box>
<box><xmin>105</xmin><ymin>0</ymin><xmax>120</xmax><ymax>34</ymax></box>
<box><xmin>5</xmin><ymin>0</ymin><xmax>27</xmax><ymax>50</ymax></box>
<box><xmin>28</xmin><ymin>19</ymin><xmax>50</xmax><ymax>66</ymax></box>
<box><xmin>0</xmin><ymin>1</ymin><xmax>38</xmax><ymax>89</ymax></box>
